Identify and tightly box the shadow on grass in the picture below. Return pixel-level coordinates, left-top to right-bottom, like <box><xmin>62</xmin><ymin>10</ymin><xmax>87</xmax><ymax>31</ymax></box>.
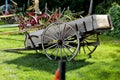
<box><xmin>3</xmin><ymin>51</ymin><xmax>94</xmax><ymax>74</ymax></box>
<box><xmin>116</xmin><ymin>49</ymin><xmax>120</xmax><ymax>53</ymax></box>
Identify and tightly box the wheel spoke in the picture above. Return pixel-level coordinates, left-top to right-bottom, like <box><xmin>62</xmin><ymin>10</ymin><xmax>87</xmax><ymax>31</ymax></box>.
<box><xmin>47</xmin><ymin>29</ymin><xmax>58</xmax><ymax>39</ymax></box>
<box><xmin>83</xmin><ymin>40</ymin><xmax>96</xmax><ymax>46</ymax></box>
<box><xmin>53</xmin><ymin>24</ymin><xmax>61</xmax><ymax>38</ymax></box>
<box><xmin>63</xmin><ymin>28</ymin><xmax>72</xmax><ymax>39</ymax></box>
<box><xmin>64</xmin><ymin>33</ymin><xmax>75</xmax><ymax>40</ymax></box>
<box><xmin>63</xmin><ymin>47</ymin><xmax>69</xmax><ymax>60</ymax></box>
<box><xmin>64</xmin><ymin>44</ymin><xmax>76</xmax><ymax>50</ymax></box>
<box><xmin>60</xmin><ymin>46</ymin><xmax>62</xmax><ymax>60</ymax></box>
<box><xmin>86</xmin><ymin>45</ymin><xmax>92</xmax><ymax>52</ymax></box>
<box><xmin>47</xmin><ymin>42</ymin><xmax>57</xmax><ymax>44</ymax></box>
<box><xmin>43</xmin><ymin>34</ymin><xmax>56</xmax><ymax>41</ymax></box>
<box><xmin>63</xmin><ymin>45</ymin><xmax>73</xmax><ymax>56</ymax></box>
<box><xmin>49</xmin><ymin>46</ymin><xmax>58</xmax><ymax>56</ymax></box>
<box><xmin>82</xmin><ymin>45</ymin><xmax>86</xmax><ymax>54</ymax></box>
<box><xmin>54</xmin><ymin>46</ymin><xmax>59</xmax><ymax>60</ymax></box>
<box><xmin>65</xmin><ymin>40</ymin><xmax>76</xmax><ymax>43</ymax></box>
<box><xmin>62</xmin><ymin>24</ymin><xmax>66</xmax><ymax>39</ymax></box>
<box><xmin>58</xmin><ymin>25</ymin><xmax>61</xmax><ymax>39</ymax></box>
<box><xmin>85</xmin><ymin>38</ymin><xmax>97</xmax><ymax>40</ymax></box>
<box><xmin>45</xmin><ymin>44</ymin><xmax>57</xmax><ymax>50</ymax></box>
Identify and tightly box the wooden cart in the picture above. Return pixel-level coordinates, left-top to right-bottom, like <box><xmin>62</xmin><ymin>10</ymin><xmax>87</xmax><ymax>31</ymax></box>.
<box><xmin>23</xmin><ymin>14</ymin><xmax>113</xmax><ymax>61</ymax></box>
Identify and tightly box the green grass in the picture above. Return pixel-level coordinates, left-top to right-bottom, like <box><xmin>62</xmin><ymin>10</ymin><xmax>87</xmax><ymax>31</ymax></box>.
<box><xmin>0</xmin><ymin>27</ymin><xmax>120</xmax><ymax>80</ymax></box>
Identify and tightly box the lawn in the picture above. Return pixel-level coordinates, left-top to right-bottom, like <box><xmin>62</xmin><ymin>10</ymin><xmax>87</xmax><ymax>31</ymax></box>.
<box><xmin>0</xmin><ymin>27</ymin><xmax>120</xmax><ymax>80</ymax></box>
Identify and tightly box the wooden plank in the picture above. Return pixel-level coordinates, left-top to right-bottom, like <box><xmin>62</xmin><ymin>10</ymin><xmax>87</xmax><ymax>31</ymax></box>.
<box><xmin>0</xmin><ymin>24</ymin><xmax>19</xmax><ymax>28</ymax></box>
<box><xmin>0</xmin><ymin>27</ymin><xmax>40</xmax><ymax>35</ymax></box>
<box><xmin>0</xmin><ymin>14</ymin><xmax>16</xmax><ymax>18</ymax></box>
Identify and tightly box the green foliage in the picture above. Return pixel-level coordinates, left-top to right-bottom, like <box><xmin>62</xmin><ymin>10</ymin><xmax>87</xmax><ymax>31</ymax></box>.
<box><xmin>94</xmin><ymin>0</ymin><xmax>120</xmax><ymax>14</ymax></box>
<box><xmin>59</xmin><ymin>8</ymin><xmax>77</xmax><ymax>22</ymax></box>
<box><xmin>107</xmin><ymin>3</ymin><xmax>120</xmax><ymax>37</ymax></box>
<box><xmin>39</xmin><ymin>0</ymin><xmax>89</xmax><ymax>15</ymax></box>
<box><xmin>94</xmin><ymin>0</ymin><xmax>112</xmax><ymax>14</ymax></box>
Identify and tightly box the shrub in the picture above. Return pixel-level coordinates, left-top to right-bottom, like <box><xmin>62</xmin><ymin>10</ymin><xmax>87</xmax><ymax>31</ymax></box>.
<box><xmin>107</xmin><ymin>3</ymin><xmax>120</xmax><ymax>37</ymax></box>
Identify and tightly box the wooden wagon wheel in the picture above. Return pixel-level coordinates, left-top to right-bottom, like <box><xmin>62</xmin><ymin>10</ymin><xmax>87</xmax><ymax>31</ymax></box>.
<box><xmin>41</xmin><ymin>22</ymin><xmax>80</xmax><ymax>61</ymax></box>
<box><xmin>80</xmin><ymin>33</ymin><xmax>100</xmax><ymax>57</ymax></box>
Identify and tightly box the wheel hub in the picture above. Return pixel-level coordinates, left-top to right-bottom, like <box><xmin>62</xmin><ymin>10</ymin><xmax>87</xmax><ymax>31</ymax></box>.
<box><xmin>57</xmin><ymin>40</ymin><xmax>63</xmax><ymax>45</ymax></box>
